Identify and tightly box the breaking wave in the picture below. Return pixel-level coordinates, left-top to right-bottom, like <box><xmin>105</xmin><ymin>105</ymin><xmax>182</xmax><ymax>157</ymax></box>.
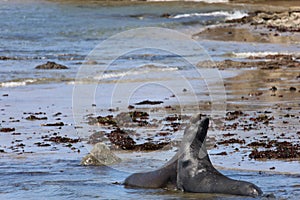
<box><xmin>0</xmin><ymin>79</ymin><xmax>37</xmax><ymax>88</ymax></box>
<box><xmin>172</xmin><ymin>10</ymin><xmax>248</xmax><ymax>20</ymax></box>
<box><xmin>94</xmin><ymin>65</ymin><xmax>178</xmax><ymax>80</ymax></box>
<box><xmin>228</xmin><ymin>52</ymin><xmax>300</xmax><ymax>58</ymax></box>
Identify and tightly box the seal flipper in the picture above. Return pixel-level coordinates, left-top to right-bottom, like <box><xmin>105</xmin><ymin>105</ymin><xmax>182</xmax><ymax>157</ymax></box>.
<box><xmin>124</xmin><ymin>159</ymin><xmax>177</xmax><ymax>188</ymax></box>
<box><xmin>177</xmin><ymin>118</ymin><xmax>263</xmax><ymax>197</ymax></box>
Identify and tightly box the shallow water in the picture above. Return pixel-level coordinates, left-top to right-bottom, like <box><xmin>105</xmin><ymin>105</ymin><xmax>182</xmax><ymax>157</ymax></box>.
<box><xmin>1</xmin><ymin>0</ymin><xmax>300</xmax><ymax>199</ymax></box>
<box><xmin>1</xmin><ymin>151</ymin><xmax>300</xmax><ymax>200</ymax></box>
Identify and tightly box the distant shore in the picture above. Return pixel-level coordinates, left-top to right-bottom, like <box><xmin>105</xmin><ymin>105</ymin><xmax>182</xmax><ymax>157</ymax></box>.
<box><xmin>194</xmin><ymin>4</ymin><xmax>300</xmax><ymax>44</ymax></box>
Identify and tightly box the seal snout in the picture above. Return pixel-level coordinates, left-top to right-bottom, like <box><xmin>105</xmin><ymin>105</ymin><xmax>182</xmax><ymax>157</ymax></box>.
<box><xmin>245</xmin><ymin>183</ymin><xmax>263</xmax><ymax>197</ymax></box>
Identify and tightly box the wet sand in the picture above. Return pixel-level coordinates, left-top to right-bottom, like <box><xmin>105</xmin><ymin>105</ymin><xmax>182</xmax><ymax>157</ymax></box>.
<box><xmin>1</xmin><ymin>74</ymin><xmax>299</xmax><ymax>198</ymax></box>
<box><xmin>1</xmin><ymin>0</ymin><xmax>300</xmax><ymax>199</ymax></box>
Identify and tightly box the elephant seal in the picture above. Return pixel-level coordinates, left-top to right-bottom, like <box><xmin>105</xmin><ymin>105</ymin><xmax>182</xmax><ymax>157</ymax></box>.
<box><xmin>124</xmin><ymin>115</ymin><xmax>263</xmax><ymax>197</ymax></box>
<box><xmin>177</xmin><ymin>117</ymin><xmax>263</xmax><ymax>197</ymax></box>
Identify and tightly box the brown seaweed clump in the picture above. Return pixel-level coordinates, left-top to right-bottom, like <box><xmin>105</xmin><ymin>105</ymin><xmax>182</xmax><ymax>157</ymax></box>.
<box><xmin>0</xmin><ymin>127</ymin><xmax>15</xmax><ymax>132</ymax></box>
<box><xmin>134</xmin><ymin>142</ymin><xmax>169</xmax><ymax>151</ymax></box>
<box><xmin>249</xmin><ymin>141</ymin><xmax>300</xmax><ymax>159</ymax></box>
<box><xmin>106</xmin><ymin>128</ymin><xmax>136</xmax><ymax>150</ymax></box>
<box><xmin>217</xmin><ymin>138</ymin><xmax>246</xmax><ymax>145</ymax></box>
<box><xmin>45</xmin><ymin>136</ymin><xmax>80</xmax><ymax>143</ymax></box>
<box><xmin>88</xmin><ymin>115</ymin><xmax>117</xmax><ymax>126</ymax></box>
<box><xmin>106</xmin><ymin>128</ymin><xmax>169</xmax><ymax>151</ymax></box>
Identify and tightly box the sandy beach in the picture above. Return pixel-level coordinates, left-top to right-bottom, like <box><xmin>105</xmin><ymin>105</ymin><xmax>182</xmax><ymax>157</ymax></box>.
<box><xmin>1</xmin><ymin>0</ymin><xmax>300</xmax><ymax>199</ymax></box>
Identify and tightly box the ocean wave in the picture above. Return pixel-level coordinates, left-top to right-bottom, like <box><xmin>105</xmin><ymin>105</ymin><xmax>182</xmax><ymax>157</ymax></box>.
<box><xmin>172</xmin><ymin>10</ymin><xmax>248</xmax><ymax>20</ymax></box>
<box><xmin>0</xmin><ymin>79</ymin><xmax>37</xmax><ymax>88</ymax></box>
<box><xmin>229</xmin><ymin>52</ymin><xmax>300</xmax><ymax>58</ymax></box>
<box><xmin>94</xmin><ymin>65</ymin><xmax>178</xmax><ymax>80</ymax></box>
<box><xmin>0</xmin><ymin>78</ymin><xmax>75</xmax><ymax>88</ymax></box>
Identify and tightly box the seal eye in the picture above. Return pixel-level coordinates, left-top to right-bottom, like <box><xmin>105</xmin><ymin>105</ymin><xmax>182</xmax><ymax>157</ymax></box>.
<box><xmin>182</xmin><ymin>160</ymin><xmax>191</xmax><ymax>168</ymax></box>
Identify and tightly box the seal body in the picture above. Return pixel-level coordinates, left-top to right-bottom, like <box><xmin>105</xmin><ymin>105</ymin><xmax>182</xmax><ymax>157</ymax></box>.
<box><xmin>124</xmin><ymin>116</ymin><xmax>263</xmax><ymax>197</ymax></box>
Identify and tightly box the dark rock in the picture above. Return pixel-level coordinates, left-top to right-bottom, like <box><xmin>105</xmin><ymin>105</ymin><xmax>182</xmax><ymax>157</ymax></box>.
<box><xmin>270</xmin><ymin>86</ymin><xmax>277</xmax><ymax>91</ymax></box>
<box><xmin>41</xmin><ymin>122</ymin><xmax>64</xmax><ymax>126</ymax></box>
<box><xmin>161</xmin><ymin>13</ymin><xmax>171</xmax><ymax>18</ymax></box>
<box><xmin>26</xmin><ymin>115</ymin><xmax>48</xmax><ymax>120</ymax></box>
<box><xmin>0</xmin><ymin>56</ymin><xmax>17</xmax><ymax>60</ymax></box>
<box><xmin>35</xmin><ymin>61</ymin><xmax>68</xmax><ymax>69</ymax></box>
<box><xmin>128</xmin><ymin>105</ymin><xmax>135</xmax><ymax>109</ymax></box>
<box><xmin>290</xmin><ymin>86</ymin><xmax>297</xmax><ymax>91</ymax></box>
<box><xmin>135</xmin><ymin>100</ymin><xmax>163</xmax><ymax>105</ymax></box>
<box><xmin>34</xmin><ymin>142</ymin><xmax>51</xmax><ymax>147</ymax></box>
<box><xmin>213</xmin><ymin>151</ymin><xmax>228</xmax><ymax>156</ymax></box>
<box><xmin>53</xmin><ymin>112</ymin><xmax>62</xmax><ymax>117</ymax></box>
<box><xmin>223</xmin><ymin>133</ymin><xmax>237</xmax><ymax>137</ymax></box>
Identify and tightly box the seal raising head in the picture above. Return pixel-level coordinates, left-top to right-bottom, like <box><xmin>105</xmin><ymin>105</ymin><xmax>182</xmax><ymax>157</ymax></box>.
<box><xmin>125</xmin><ymin>115</ymin><xmax>263</xmax><ymax>197</ymax></box>
<box><xmin>177</xmin><ymin>117</ymin><xmax>263</xmax><ymax>197</ymax></box>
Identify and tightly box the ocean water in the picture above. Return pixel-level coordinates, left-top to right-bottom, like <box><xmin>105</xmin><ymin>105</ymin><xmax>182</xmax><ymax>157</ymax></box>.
<box><xmin>1</xmin><ymin>0</ymin><xmax>299</xmax><ymax>85</ymax></box>
<box><xmin>1</xmin><ymin>0</ymin><xmax>300</xmax><ymax>199</ymax></box>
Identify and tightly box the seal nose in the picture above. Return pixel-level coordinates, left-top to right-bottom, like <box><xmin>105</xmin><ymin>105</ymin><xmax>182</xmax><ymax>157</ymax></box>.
<box><xmin>248</xmin><ymin>184</ymin><xmax>263</xmax><ymax>197</ymax></box>
<box><xmin>251</xmin><ymin>188</ymin><xmax>259</xmax><ymax>197</ymax></box>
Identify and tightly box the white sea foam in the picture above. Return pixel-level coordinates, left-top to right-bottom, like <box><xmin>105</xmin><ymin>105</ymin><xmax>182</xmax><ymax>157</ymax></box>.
<box><xmin>172</xmin><ymin>10</ymin><xmax>248</xmax><ymax>20</ymax></box>
<box><xmin>94</xmin><ymin>65</ymin><xmax>178</xmax><ymax>80</ymax></box>
<box><xmin>230</xmin><ymin>52</ymin><xmax>300</xmax><ymax>58</ymax></box>
<box><xmin>0</xmin><ymin>79</ymin><xmax>36</xmax><ymax>88</ymax></box>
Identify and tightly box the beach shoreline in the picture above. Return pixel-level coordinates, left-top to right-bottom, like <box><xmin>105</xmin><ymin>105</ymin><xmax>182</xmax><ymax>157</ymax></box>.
<box><xmin>1</xmin><ymin>0</ymin><xmax>300</xmax><ymax>199</ymax></box>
